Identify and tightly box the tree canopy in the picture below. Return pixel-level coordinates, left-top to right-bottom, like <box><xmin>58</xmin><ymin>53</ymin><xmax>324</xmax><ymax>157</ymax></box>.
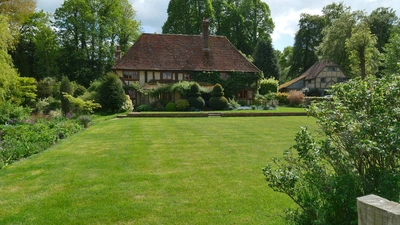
<box><xmin>54</xmin><ymin>0</ymin><xmax>140</xmax><ymax>86</ymax></box>
<box><xmin>162</xmin><ymin>0</ymin><xmax>274</xmax><ymax>56</ymax></box>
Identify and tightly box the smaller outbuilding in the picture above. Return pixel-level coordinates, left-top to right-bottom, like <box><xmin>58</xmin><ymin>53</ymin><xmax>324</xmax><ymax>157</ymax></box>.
<box><xmin>279</xmin><ymin>60</ymin><xmax>347</xmax><ymax>95</ymax></box>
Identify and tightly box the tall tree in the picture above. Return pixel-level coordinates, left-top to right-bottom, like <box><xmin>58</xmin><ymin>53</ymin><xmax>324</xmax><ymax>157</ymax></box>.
<box><xmin>383</xmin><ymin>27</ymin><xmax>400</xmax><ymax>75</ymax></box>
<box><xmin>12</xmin><ymin>11</ymin><xmax>59</xmax><ymax>80</ymax></box>
<box><xmin>289</xmin><ymin>13</ymin><xmax>325</xmax><ymax>79</ymax></box>
<box><xmin>54</xmin><ymin>0</ymin><xmax>140</xmax><ymax>86</ymax></box>
<box><xmin>0</xmin><ymin>15</ymin><xmax>20</xmax><ymax>103</ymax></box>
<box><xmin>0</xmin><ymin>0</ymin><xmax>36</xmax><ymax>44</ymax></box>
<box><xmin>162</xmin><ymin>0</ymin><xmax>274</xmax><ymax>56</ymax></box>
<box><xmin>346</xmin><ymin>22</ymin><xmax>380</xmax><ymax>79</ymax></box>
<box><xmin>162</xmin><ymin>0</ymin><xmax>214</xmax><ymax>34</ymax></box>
<box><xmin>239</xmin><ymin>0</ymin><xmax>274</xmax><ymax>55</ymax></box>
<box><xmin>317</xmin><ymin>10</ymin><xmax>364</xmax><ymax>75</ymax></box>
<box><xmin>252</xmin><ymin>38</ymin><xmax>280</xmax><ymax>80</ymax></box>
<box><xmin>366</xmin><ymin>7</ymin><xmax>398</xmax><ymax>53</ymax></box>
<box><xmin>278</xmin><ymin>46</ymin><xmax>293</xmax><ymax>83</ymax></box>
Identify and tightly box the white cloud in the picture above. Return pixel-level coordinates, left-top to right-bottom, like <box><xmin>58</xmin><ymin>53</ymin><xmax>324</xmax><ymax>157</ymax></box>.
<box><xmin>36</xmin><ymin>0</ymin><xmax>400</xmax><ymax>51</ymax></box>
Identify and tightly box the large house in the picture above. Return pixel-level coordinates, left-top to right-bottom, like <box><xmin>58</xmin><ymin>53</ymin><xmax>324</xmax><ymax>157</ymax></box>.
<box><xmin>279</xmin><ymin>60</ymin><xmax>347</xmax><ymax>95</ymax></box>
<box><xmin>112</xmin><ymin>19</ymin><xmax>261</xmax><ymax>106</ymax></box>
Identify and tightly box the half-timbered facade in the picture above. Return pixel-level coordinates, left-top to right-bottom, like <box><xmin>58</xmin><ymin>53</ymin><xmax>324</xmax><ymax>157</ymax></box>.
<box><xmin>279</xmin><ymin>60</ymin><xmax>347</xmax><ymax>94</ymax></box>
<box><xmin>112</xmin><ymin>19</ymin><xmax>261</xmax><ymax>106</ymax></box>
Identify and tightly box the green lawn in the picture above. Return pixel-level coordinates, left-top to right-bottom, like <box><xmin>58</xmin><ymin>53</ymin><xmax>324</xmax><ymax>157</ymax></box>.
<box><xmin>0</xmin><ymin>116</ymin><xmax>317</xmax><ymax>224</ymax></box>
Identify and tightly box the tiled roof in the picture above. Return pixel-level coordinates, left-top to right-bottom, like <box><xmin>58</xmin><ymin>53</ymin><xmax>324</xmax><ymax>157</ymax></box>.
<box><xmin>303</xmin><ymin>59</ymin><xmax>341</xmax><ymax>80</ymax></box>
<box><xmin>279</xmin><ymin>74</ymin><xmax>306</xmax><ymax>89</ymax></box>
<box><xmin>112</xmin><ymin>33</ymin><xmax>261</xmax><ymax>73</ymax></box>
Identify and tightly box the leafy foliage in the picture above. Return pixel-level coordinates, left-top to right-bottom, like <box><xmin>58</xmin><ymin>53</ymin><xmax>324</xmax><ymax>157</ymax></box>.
<box><xmin>175</xmin><ymin>99</ymin><xmax>189</xmax><ymax>111</ymax></box>
<box><xmin>345</xmin><ymin>22</ymin><xmax>380</xmax><ymax>79</ymax></box>
<box><xmin>275</xmin><ymin>92</ymin><xmax>289</xmax><ymax>105</ymax></box>
<box><xmin>0</xmin><ymin>118</ymin><xmax>83</xmax><ymax>168</ymax></box>
<box><xmin>97</xmin><ymin>73</ymin><xmax>126</xmax><ymax>113</ymax></box>
<box><xmin>0</xmin><ymin>101</ymin><xmax>31</xmax><ymax>125</ymax></box>
<box><xmin>60</xmin><ymin>76</ymin><xmax>73</xmax><ymax>115</ymax></box>
<box><xmin>62</xmin><ymin>93</ymin><xmax>101</xmax><ymax>115</ymax></box>
<box><xmin>289</xmin><ymin>13</ymin><xmax>325</xmax><ymax>79</ymax></box>
<box><xmin>54</xmin><ymin>0</ymin><xmax>140</xmax><ymax>86</ymax></box>
<box><xmin>264</xmin><ymin>74</ymin><xmax>400</xmax><ymax>224</ymax></box>
<box><xmin>192</xmin><ymin>71</ymin><xmax>262</xmax><ymax>98</ymax></box>
<box><xmin>253</xmin><ymin>38</ymin><xmax>280</xmax><ymax>80</ymax></box>
<box><xmin>259</xmin><ymin>78</ymin><xmax>279</xmax><ymax>95</ymax></box>
<box><xmin>162</xmin><ymin>0</ymin><xmax>213</xmax><ymax>35</ymax></box>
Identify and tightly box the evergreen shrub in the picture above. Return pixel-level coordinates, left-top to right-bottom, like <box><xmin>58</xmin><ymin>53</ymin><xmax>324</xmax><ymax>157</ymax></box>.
<box><xmin>209</xmin><ymin>83</ymin><xmax>228</xmax><ymax>110</ymax></box>
<box><xmin>165</xmin><ymin>102</ymin><xmax>176</xmax><ymax>111</ymax></box>
<box><xmin>97</xmin><ymin>73</ymin><xmax>126</xmax><ymax>113</ymax></box>
<box><xmin>187</xmin><ymin>82</ymin><xmax>205</xmax><ymax>109</ymax></box>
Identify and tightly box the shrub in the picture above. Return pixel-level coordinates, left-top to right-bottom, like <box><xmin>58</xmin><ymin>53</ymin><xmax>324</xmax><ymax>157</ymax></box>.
<box><xmin>78</xmin><ymin>115</ymin><xmax>92</xmax><ymax>128</ymax></box>
<box><xmin>97</xmin><ymin>73</ymin><xmax>126</xmax><ymax>113</ymax></box>
<box><xmin>62</xmin><ymin>93</ymin><xmax>101</xmax><ymax>114</ymax></box>
<box><xmin>0</xmin><ymin>117</ymin><xmax>83</xmax><ymax>168</ymax></box>
<box><xmin>187</xmin><ymin>82</ymin><xmax>205</xmax><ymax>110</ymax></box>
<box><xmin>275</xmin><ymin>92</ymin><xmax>289</xmax><ymax>105</ymax></box>
<box><xmin>264</xmin><ymin>75</ymin><xmax>400</xmax><ymax>224</ymax></box>
<box><xmin>35</xmin><ymin>98</ymin><xmax>50</xmax><ymax>115</ymax></box>
<box><xmin>121</xmin><ymin>95</ymin><xmax>134</xmax><ymax>112</ymax></box>
<box><xmin>37</xmin><ymin>77</ymin><xmax>57</xmax><ymax>99</ymax></box>
<box><xmin>175</xmin><ymin>99</ymin><xmax>189</xmax><ymax>111</ymax></box>
<box><xmin>259</xmin><ymin>77</ymin><xmax>279</xmax><ymax>95</ymax></box>
<box><xmin>60</xmin><ymin>76</ymin><xmax>73</xmax><ymax>115</ymax></box>
<box><xmin>288</xmin><ymin>90</ymin><xmax>304</xmax><ymax>106</ymax></box>
<box><xmin>165</xmin><ymin>102</ymin><xmax>176</xmax><ymax>111</ymax></box>
<box><xmin>0</xmin><ymin>101</ymin><xmax>31</xmax><ymax>124</ymax></box>
<box><xmin>73</xmin><ymin>85</ymin><xmax>87</xmax><ymax>97</ymax></box>
<box><xmin>209</xmin><ymin>83</ymin><xmax>228</xmax><ymax>110</ymax></box>
<box><xmin>136</xmin><ymin>104</ymin><xmax>152</xmax><ymax>112</ymax></box>
<box><xmin>227</xmin><ymin>98</ymin><xmax>240</xmax><ymax>110</ymax></box>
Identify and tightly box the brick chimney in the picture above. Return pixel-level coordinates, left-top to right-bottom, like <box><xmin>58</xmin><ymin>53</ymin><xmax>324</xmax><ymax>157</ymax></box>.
<box><xmin>115</xmin><ymin>46</ymin><xmax>121</xmax><ymax>60</ymax></box>
<box><xmin>202</xmin><ymin>18</ymin><xmax>210</xmax><ymax>51</ymax></box>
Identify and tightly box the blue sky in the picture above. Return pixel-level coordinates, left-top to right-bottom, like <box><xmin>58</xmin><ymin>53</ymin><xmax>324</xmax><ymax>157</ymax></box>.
<box><xmin>37</xmin><ymin>0</ymin><xmax>400</xmax><ymax>51</ymax></box>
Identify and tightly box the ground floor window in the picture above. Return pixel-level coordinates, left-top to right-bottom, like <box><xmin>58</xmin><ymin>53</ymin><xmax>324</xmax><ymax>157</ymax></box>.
<box><xmin>237</xmin><ymin>90</ymin><xmax>253</xmax><ymax>100</ymax></box>
<box><xmin>127</xmin><ymin>89</ymin><xmax>137</xmax><ymax>99</ymax></box>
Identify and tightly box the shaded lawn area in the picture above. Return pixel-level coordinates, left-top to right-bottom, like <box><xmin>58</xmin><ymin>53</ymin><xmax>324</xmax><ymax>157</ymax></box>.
<box><xmin>0</xmin><ymin>116</ymin><xmax>317</xmax><ymax>224</ymax></box>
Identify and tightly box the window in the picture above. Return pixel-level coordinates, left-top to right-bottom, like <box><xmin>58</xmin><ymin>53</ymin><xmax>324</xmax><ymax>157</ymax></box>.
<box><xmin>183</xmin><ymin>73</ymin><xmax>191</xmax><ymax>80</ymax></box>
<box><xmin>237</xmin><ymin>90</ymin><xmax>253</xmax><ymax>99</ymax></box>
<box><xmin>321</xmin><ymin>78</ymin><xmax>326</xmax><ymax>83</ymax></box>
<box><xmin>308</xmin><ymin>80</ymin><xmax>311</xmax><ymax>84</ymax></box>
<box><xmin>127</xmin><ymin>89</ymin><xmax>137</xmax><ymax>99</ymax></box>
<box><xmin>162</xmin><ymin>72</ymin><xmax>172</xmax><ymax>80</ymax></box>
<box><xmin>123</xmin><ymin>71</ymin><xmax>139</xmax><ymax>80</ymax></box>
<box><xmin>338</xmin><ymin>77</ymin><xmax>347</xmax><ymax>82</ymax></box>
<box><xmin>220</xmin><ymin>72</ymin><xmax>230</xmax><ymax>80</ymax></box>
<box><xmin>327</xmin><ymin>66</ymin><xmax>337</xmax><ymax>72</ymax></box>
